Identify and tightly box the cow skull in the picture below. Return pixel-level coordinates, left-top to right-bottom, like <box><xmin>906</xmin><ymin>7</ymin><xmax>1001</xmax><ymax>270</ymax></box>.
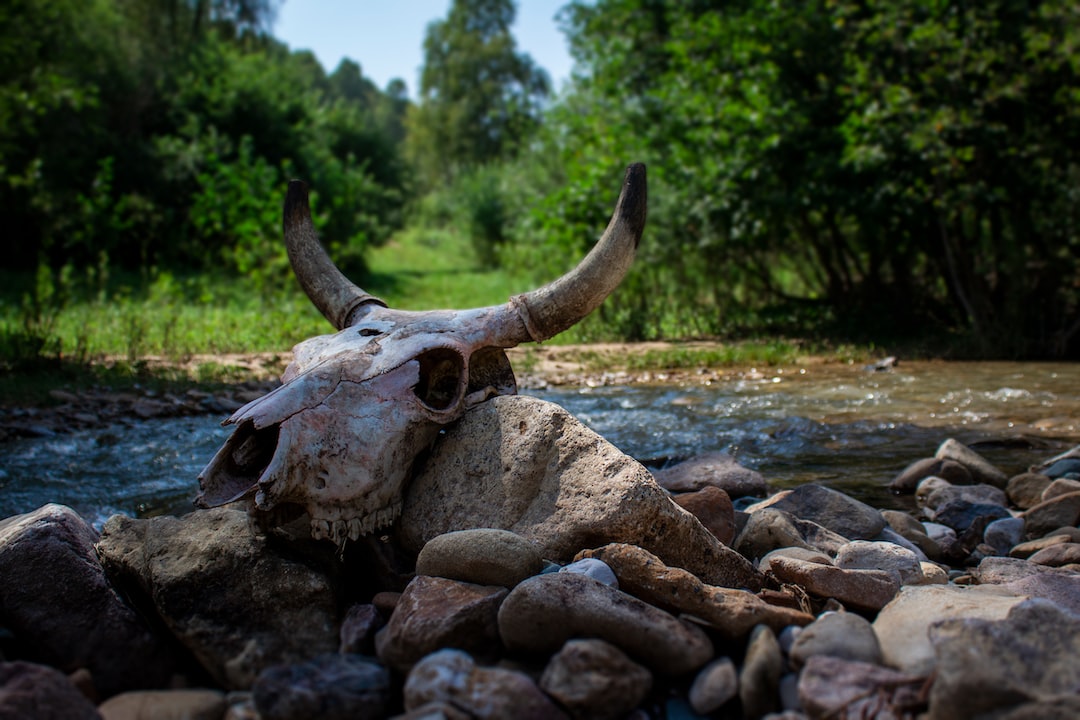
<box><xmin>195</xmin><ymin>163</ymin><xmax>647</xmax><ymax>545</ymax></box>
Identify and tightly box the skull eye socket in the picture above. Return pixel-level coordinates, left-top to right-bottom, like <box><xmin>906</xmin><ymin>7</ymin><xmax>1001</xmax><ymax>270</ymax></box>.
<box><xmin>414</xmin><ymin>348</ymin><xmax>466</xmax><ymax>411</ymax></box>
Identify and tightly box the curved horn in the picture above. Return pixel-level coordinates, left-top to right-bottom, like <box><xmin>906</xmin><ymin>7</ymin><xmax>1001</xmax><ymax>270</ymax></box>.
<box><xmin>508</xmin><ymin>163</ymin><xmax>646</xmax><ymax>343</ymax></box>
<box><xmin>284</xmin><ymin>181</ymin><xmax>386</xmax><ymax>330</ymax></box>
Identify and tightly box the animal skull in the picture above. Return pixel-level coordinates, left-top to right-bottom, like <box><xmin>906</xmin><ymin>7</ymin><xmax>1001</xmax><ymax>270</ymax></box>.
<box><xmin>195</xmin><ymin>164</ymin><xmax>647</xmax><ymax>545</ymax></box>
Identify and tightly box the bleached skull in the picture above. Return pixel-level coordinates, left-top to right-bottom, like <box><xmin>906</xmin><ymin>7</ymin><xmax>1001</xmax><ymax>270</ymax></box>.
<box><xmin>195</xmin><ymin>164</ymin><xmax>647</xmax><ymax>545</ymax></box>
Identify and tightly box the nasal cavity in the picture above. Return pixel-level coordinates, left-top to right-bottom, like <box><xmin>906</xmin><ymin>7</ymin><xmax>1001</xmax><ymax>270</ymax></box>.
<box><xmin>414</xmin><ymin>348</ymin><xmax>465</xmax><ymax>410</ymax></box>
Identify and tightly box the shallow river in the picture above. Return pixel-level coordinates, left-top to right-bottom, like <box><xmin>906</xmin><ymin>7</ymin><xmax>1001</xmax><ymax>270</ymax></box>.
<box><xmin>1</xmin><ymin>361</ymin><xmax>1077</xmax><ymax>527</ymax></box>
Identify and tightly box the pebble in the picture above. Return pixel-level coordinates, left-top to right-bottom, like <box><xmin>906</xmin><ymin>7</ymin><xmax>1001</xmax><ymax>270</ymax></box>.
<box><xmin>834</xmin><ymin>539</ymin><xmax>925</xmax><ymax>585</ymax></box>
<box><xmin>1027</xmin><ymin>542</ymin><xmax>1080</xmax><ymax>567</ymax></box>
<box><xmin>0</xmin><ymin>661</ymin><xmax>101</xmax><ymax>720</ymax></box>
<box><xmin>688</xmin><ymin>657</ymin><xmax>738</xmax><ymax>714</ymax></box>
<box><xmin>671</xmin><ymin>486</ymin><xmax>737</xmax><ymax>545</ymax></box>
<box><xmin>1021</xmin><ymin>491</ymin><xmax>1080</xmax><ymax>537</ymax></box>
<box><xmin>415</xmin><ymin>529</ymin><xmax>544</xmax><ymax>588</ymax></box>
<box><xmin>890</xmin><ymin>456</ymin><xmax>972</xmax><ymax>493</ymax></box>
<box><xmin>559</xmin><ymin>557</ymin><xmax>618</xmax><ymax>587</ymax></box>
<box><xmin>798</xmin><ymin>655</ymin><xmax>923</xmax><ymax>720</ymax></box>
<box><xmin>983</xmin><ymin>516</ymin><xmax>1025</xmax><ymax>556</ymax></box>
<box><xmin>788</xmin><ymin>611</ymin><xmax>883</xmax><ymax>669</ymax></box>
<box><xmin>934</xmin><ymin>438</ymin><xmax>1009</xmax><ymax>487</ymax></box>
<box><xmin>745</xmin><ymin>484</ymin><xmax>886</xmax><ymax>540</ymax></box>
<box><xmin>1041</xmin><ymin>477</ymin><xmax>1080</xmax><ymax>501</ymax></box>
<box><xmin>338</xmin><ymin>604</ymin><xmax>384</xmax><ymax>656</ymax></box>
<box><xmin>99</xmin><ymin>690</ymin><xmax>226</xmax><ymax>720</ymax></box>
<box><xmin>1005</xmin><ymin>472</ymin><xmax>1053</xmax><ymax>509</ymax></box>
<box><xmin>252</xmin><ymin>654</ymin><xmax>390</xmax><ymax>720</ymax></box>
<box><xmin>497</xmin><ymin>571</ymin><xmax>714</xmax><ymax>675</ymax></box>
<box><xmin>768</xmin><ymin>555</ymin><xmax>900</xmax><ymax>612</ymax></box>
<box><xmin>652</xmin><ymin>451</ymin><xmax>768</xmax><ymax>498</ymax></box>
<box><xmin>539</xmin><ymin>638</ymin><xmax>652</xmax><ymax>720</ymax></box>
<box><xmin>916</xmin><ymin>476</ymin><xmax>1008</xmax><ymax>513</ymax></box>
<box><xmin>736</xmin><ymin>508</ymin><xmax>849</xmax><ymax>562</ymax></box>
<box><xmin>739</xmin><ymin>625</ymin><xmax>783</xmax><ymax>720</ymax></box>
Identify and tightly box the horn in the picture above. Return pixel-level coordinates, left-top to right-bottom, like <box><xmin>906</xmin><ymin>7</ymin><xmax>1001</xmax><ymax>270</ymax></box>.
<box><xmin>284</xmin><ymin>181</ymin><xmax>386</xmax><ymax>330</ymax></box>
<box><xmin>507</xmin><ymin>162</ymin><xmax>646</xmax><ymax>343</ymax></box>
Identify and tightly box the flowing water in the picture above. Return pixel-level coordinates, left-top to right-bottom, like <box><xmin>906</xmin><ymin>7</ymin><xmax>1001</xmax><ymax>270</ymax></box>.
<box><xmin>2</xmin><ymin>361</ymin><xmax>1078</xmax><ymax>527</ymax></box>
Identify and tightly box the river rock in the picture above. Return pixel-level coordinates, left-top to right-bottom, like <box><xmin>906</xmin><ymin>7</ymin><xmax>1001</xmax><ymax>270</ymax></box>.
<box><xmin>404</xmin><ymin>649</ymin><xmax>568</xmax><ymax>720</ymax></box>
<box><xmin>935</xmin><ymin>438</ymin><xmax>1009</xmax><ymax>487</ymax></box>
<box><xmin>577</xmin><ymin>543</ymin><xmax>813</xmax><ymax>640</ymax></box>
<box><xmin>920</xmin><ymin>562</ymin><xmax>949</xmax><ymax>584</ymax></box>
<box><xmin>339</xmin><ymin>604</ymin><xmax>384</xmax><ymax>656</ymax></box>
<box><xmin>984</xmin><ymin>516</ymin><xmax>1025</xmax><ymax>556</ymax></box>
<box><xmin>415</xmin><ymin>529</ymin><xmax>543</xmax><ymax>588</ymax></box>
<box><xmin>1021</xmin><ymin>491</ymin><xmax>1080</xmax><ymax>537</ymax></box>
<box><xmin>834</xmin><ymin>540</ymin><xmax>925</xmax><ymax>585</ymax></box>
<box><xmin>929</xmin><ymin>499</ymin><xmax>1011</xmax><ymax>534</ymax></box>
<box><xmin>688</xmin><ymin>657</ymin><xmax>738</xmax><ymax>715</ymax></box>
<box><xmin>872</xmin><ymin>584</ymin><xmax>1025</xmax><ymax>675</ymax></box>
<box><xmin>559</xmin><ymin>557</ymin><xmax>619</xmax><ymax>587</ymax></box>
<box><xmin>652</xmin><ymin>452</ymin><xmax>768</xmax><ymax>498</ymax></box>
<box><xmin>1026</xmin><ymin>542</ymin><xmax>1080</xmax><ymax>567</ymax></box>
<box><xmin>0</xmin><ymin>504</ymin><xmax>174</xmax><ymax>697</ymax></box>
<box><xmin>1009</xmin><ymin>533</ymin><xmax>1074</xmax><ymax>559</ymax></box>
<box><xmin>788</xmin><ymin>611</ymin><xmax>883</xmax><ymax>669</ymax></box>
<box><xmin>1042</xmin><ymin>477</ymin><xmax>1080</xmax><ymax>501</ymax></box>
<box><xmin>400</xmin><ymin>395</ymin><xmax>762</xmax><ymax>590</ymax></box>
<box><xmin>916</xmin><ymin>476</ymin><xmax>1008</xmax><ymax>513</ymax></box>
<box><xmin>758</xmin><ymin>546</ymin><xmax>832</xmax><ymax>574</ymax></box>
<box><xmin>497</xmin><ymin>571</ymin><xmax>713</xmax><ymax>675</ymax></box>
<box><xmin>798</xmin><ymin>655</ymin><xmax>924</xmax><ymax>720</ymax></box>
<box><xmin>881</xmin><ymin>510</ymin><xmax>942</xmax><ymax>560</ymax></box>
<box><xmin>735</xmin><ymin>508</ymin><xmax>849</xmax><ymax>562</ymax></box>
<box><xmin>538</xmin><ymin>638</ymin><xmax>652</xmax><ymax>720</ymax></box>
<box><xmin>98</xmin><ymin>689</ymin><xmax>227</xmax><ymax>720</ymax></box>
<box><xmin>746</xmin><ymin>484</ymin><xmax>886</xmax><ymax>540</ymax></box>
<box><xmin>0</xmin><ymin>661</ymin><xmax>101</xmax><ymax>719</ymax></box>
<box><xmin>376</xmin><ymin>575</ymin><xmax>507</xmax><ymax>672</ymax></box>
<box><xmin>767</xmin><ymin>555</ymin><xmax>900</xmax><ymax>612</ymax></box>
<box><xmin>671</xmin><ymin>486</ymin><xmax>737</xmax><ymax>545</ymax></box>
<box><xmin>1006</xmin><ymin>472</ymin><xmax>1053</xmax><ymax>509</ymax></box>
<box><xmin>96</xmin><ymin>507</ymin><xmax>339</xmax><ymax>690</ymax></box>
<box><xmin>252</xmin><ymin>654</ymin><xmax>390</xmax><ymax>720</ymax></box>
<box><xmin>890</xmin><ymin>457</ymin><xmax>972</xmax><ymax>493</ymax></box>
<box><xmin>928</xmin><ymin>600</ymin><xmax>1080</xmax><ymax>720</ymax></box>
<box><xmin>739</xmin><ymin>625</ymin><xmax>782</xmax><ymax>720</ymax></box>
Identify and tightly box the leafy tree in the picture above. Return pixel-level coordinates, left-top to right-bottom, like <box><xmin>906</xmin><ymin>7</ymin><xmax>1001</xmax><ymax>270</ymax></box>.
<box><xmin>406</xmin><ymin>0</ymin><xmax>550</xmax><ymax>188</ymax></box>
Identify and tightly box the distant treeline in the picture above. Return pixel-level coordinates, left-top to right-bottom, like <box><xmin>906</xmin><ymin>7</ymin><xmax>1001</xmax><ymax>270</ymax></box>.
<box><xmin>3</xmin><ymin>0</ymin><xmax>1078</xmax><ymax>358</ymax></box>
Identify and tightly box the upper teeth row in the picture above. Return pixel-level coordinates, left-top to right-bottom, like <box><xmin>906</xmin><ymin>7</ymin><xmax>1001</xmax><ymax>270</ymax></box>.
<box><xmin>310</xmin><ymin>501</ymin><xmax>403</xmax><ymax>544</ymax></box>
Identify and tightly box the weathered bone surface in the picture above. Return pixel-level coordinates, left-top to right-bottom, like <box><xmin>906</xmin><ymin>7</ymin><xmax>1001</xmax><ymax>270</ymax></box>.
<box><xmin>196</xmin><ymin>164</ymin><xmax>647</xmax><ymax>544</ymax></box>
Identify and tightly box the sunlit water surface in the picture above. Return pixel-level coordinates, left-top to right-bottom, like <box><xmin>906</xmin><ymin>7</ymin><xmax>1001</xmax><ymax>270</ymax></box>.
<box><xmin>2</xmin><ymin>361</ymin><xmax>1077</xmax><ymax>527</ymax></box>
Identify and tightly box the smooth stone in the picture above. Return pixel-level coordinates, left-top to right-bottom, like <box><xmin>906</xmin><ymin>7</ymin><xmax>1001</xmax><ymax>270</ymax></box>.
<box><xmin>0</xmin><ymin>661</ymin><xmax>101</xmax><ymax>719</ymax></box>
<box><xmin>1021</xmin><ymin>491</ymin><xmax>1080</xmax><ymax>537</ymax></box>
<box><xmin>798</xmin><ymin>655</ymin><xmax>924</xmax><ymax>720</ymax></box>
<box><xmin>1010</xmin><ymin>533</ymin><xmax>1074</xmax><ymax>559</ymax></box>
<box><xmin>1042</xmin><ymin>477</ymin><xmax>1080</xmax><ymax>501</ymax></box>
<box><xmin>1001</xmin><ymin>573</ymin><xmax>1080</xmax><ymax>617</ymax></box>
<box><xmin>834</xmin><ymin>540</ymin><xmax>924</xmax><ymax>585</ymax></box>
<box><xmin>890</xmin><ymin>457</ymin><xmax>972</xmax><ymax>493</ymax></box>
<box><xmin>881</xmin><ymin>510</ymin><xmax>942</xmax><ymax>560</ymax></box>
<box><xmin>577</xmin><ymin>544</ymin><xmax>814</xmax><ymax>640</ymax></box>
<box><xmin>539</xmin><ymin>639</ymin><xmax>652</xmax><ymax>720</ymax></box>
<box><xmin>735</xmin><ymin>508</ymin><xmax>849</xmax><ymax>562</ymax></box>
<box><xmin>559</xmin><ymin>557</ymin><xmax>618</xmax><ymax>587</ymax></box>
<box><xmin>916</xmin><ymin>477</ymin><xmax>1007</xmax><ymax>513</ymax></box>
<box><xmin>98</xmin><ymin>690</ymin><xmax>227</xmax><ymax>720</ymax></box>
<box><xmin>672</xmin><ymin>486</ymin><xmax>737</xmax><ymax>545</ymax></box>
<box><xmin>400</xmin><ymin>396</ymin><xmax>762</xmax><ymax>590</ymax></box>
<box><xmin>919</xmin><ymin>562</ymin><xmax>949</xmax><ymax>584</ymax></box>
<box><xmin>1006</xmin><ymin>472</ymin><xmax>1053</xmax><ymax>510</ymax></box>
<box><xmin>339</xmin><ymin>604</ymin><xmax>384</xmax><ymax>656</ymax></box>
<box><xmin>252</xmin><ymin>654</ymin><xmax>390</xmax><ymax>720</ymax></box>
<box><xmin>758</xmin><ymin>546</ymin><xmax>832</xmax><ymax>574</ymax></box>
<box><xmin>415</xmin><ymin>529</ymin><xmax>543</xmax><ymax>588</ymax></box>
<box><xmin>0</xmin><ymin>505</ymin><xmax>174</xmax><ymax>696</ymax></box>
<box><xmin>745</xmin><ymin>484</ymin><xmax>886</xmax><ymax>540</ymax></box>
<box><xmin>928</xmin><ymin>600</ymin><xmax>1080</xmax><ymax>720</ymax></box>
<box><xmin>497</xmin><ymin>572</ymin><xmax>714</xmax><ymax>676</ymax></box>
<box><xmin>768</xmin><ymin>555</ymin><xmax>900</xmax><ymax>612</ymax></box>
<box><xmin>1027</xmin><ymin>542</ymin><xmax>1080</xmax><ymax>567</ymax></box>
<box><xmin>930</xmin><ymin>499</ymin><xmax>1011</xmax><ymax>533</ymax></box>
<box><xmin>376</xmin><ymin>575</ymin><xmax>507</xmax><ymax>672</ymax></box>
<box><xmin>984</xmin><ymin>517</ymin><xmax>1025</xmax><ymax>556</ymax></box>
<box><xmin>788</xmin><ymin>611</ymin><xmax>883</xmax><ymax>669</ymax></box>
<box><xmin>935</xmin><ymin>438</ymin><xmax>1009</xmax><ymax>487</ymax></box>
<box><xmin>739</xmin><ymin>625</ymin><xmax>783</xmax><ymax>720</ymax></box>
<box><xmin>97</xmin><ymin>508</ymin><xmax>339</xmax><ymax>690</ymax></box>
<box><xmin>872</xmin><ymin>585</ymin><xmax>1025</xmax><ymax>675</ymax></box>
<box><xmin>1041</xmin><ymin>458</ymin><xmax>1080</xmax><ymax>480</ymax></box>
<box><xmin>980</xmin><ymin>695</ymin><xmax>1080</xmax><ymax>719</ymax></box>
<box><xmin>778</xmin><ymin>672</ymin><xmax>800</xmax><ymax>712</ymax></box>
<box><xmin>873</xmin><ymin>527</ymin><xmax>929</xmax><ymax>563</ymax></box>
<box><xmin>688</xmin><ymin>657</ymin><xmax>738</xmax><ymax>714</ymax></box>
<box><xmin>652</xmin><ymin>451</ymin><xmax>768</xmax><ymax>498</ymax></box>
<box><xmin>404</xmin><ymin>649</ymin><xmax>568</xmax><ymax>720</ymax></box>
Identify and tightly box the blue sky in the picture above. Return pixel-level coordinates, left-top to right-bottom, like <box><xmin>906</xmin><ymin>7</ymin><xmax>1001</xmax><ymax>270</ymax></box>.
<box><xmin>272</xmin><ymin>1</ymin><xmax>575</xmax><ymax>97</ymax></box>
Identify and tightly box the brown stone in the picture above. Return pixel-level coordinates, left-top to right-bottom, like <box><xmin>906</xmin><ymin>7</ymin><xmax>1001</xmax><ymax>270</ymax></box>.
<box><xmin>415</xmin><ymin>529</ymin><xmax>544</xmax><ymax>588</ymax></box>
<box><xmin>0</xmin><ymin>661</ymin><xmax>101</xmax><ymax>720</ymax></box>
<box><xmin>1006</xmin><ymin>473</ymin><xmax>1053</xmax><ymax>510</ymax></box>
<box><xmin>1009</xmin><ymin>534</ymin><xmax>1073</xmax><ymax>559</ymax></box>
<box><xmin>672</xmin><ymin>486</ymin><xmax>737</xmax><ymax>545</ymax></box>
<box><xmin>1027</xmin><ymin>543</ymin><xmax>1080</xmax><ymax>567</ymax></box>
<box><xmin>652</xmin><ymin>452</ymin><xmax>768</xmax><ymax>498</ymax></box>
<box><xmin>577</xmin><ymin>544</ymin><xmax>813</xmax><ymax>640</ymax></box>
<box><xmin>97</xmin><ymin>689</ymin><xmax>227</xmax><ymax>720</ymax></box>
<box><xmin>539</xmin><ymin>639</ymin><xmax>652</xmax><ymax>720</ymax></box>
<box><xmin>767</xmin><ymin>555</ymin><xmax>900</xmax><ymax>612</ymax></box>
<box><xmin>1022</xmin><ymin>491</ymin><xmax>1080</xmax><ymax>537</ymax></box>
<box><xmin>798</xmin><ymin>655</ymin><xmax>925</xmax><ymax>720</ymax></box>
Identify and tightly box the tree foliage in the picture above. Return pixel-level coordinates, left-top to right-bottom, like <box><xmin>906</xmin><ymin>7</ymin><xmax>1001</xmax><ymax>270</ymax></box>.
<box><xmin>406</xmin><ymin>0</ymin><xmax>550</xmax><ymax>189</ymax></box>
<box><xmin>506</xmin><ymin>0</ymin><xmax>1079</xmax><ymax>357</ymax></box>
<box><xmin>0</xmin><ymin>0</ymin><xmax>409</xmax><ymax>281</ymax></box>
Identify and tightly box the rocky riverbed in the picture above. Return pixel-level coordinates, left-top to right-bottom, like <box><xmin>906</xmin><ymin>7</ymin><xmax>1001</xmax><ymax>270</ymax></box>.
<box><xmin>1</xmin><ymin>393</ymin><xmax>1079</xmax><ymax>719</ymax></box>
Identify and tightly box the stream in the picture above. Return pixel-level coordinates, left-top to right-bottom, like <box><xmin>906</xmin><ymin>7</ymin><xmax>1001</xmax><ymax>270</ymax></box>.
<box><xmin>1</xmin><ymin>361</ymin><xmax>1077</xmax><ymax>528</ymax></box>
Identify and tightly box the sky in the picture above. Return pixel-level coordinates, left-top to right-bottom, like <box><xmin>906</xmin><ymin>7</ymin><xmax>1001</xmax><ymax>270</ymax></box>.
<box><xmin>272</xmin><ymin>1</ymin><xmax>575</xmax><ymax>97</ymax></box>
